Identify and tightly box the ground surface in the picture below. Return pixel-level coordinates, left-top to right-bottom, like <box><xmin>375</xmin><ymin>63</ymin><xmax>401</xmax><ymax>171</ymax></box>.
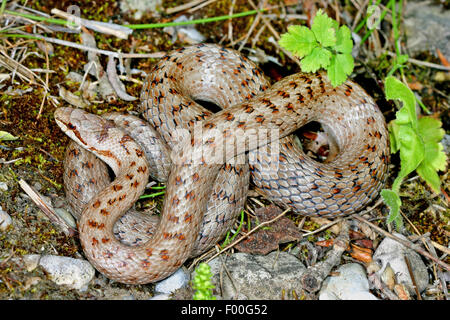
<box><xmin>0</xmin><ymin>0</ymin><xmax>448</xmax><ymax>300</ymax></box>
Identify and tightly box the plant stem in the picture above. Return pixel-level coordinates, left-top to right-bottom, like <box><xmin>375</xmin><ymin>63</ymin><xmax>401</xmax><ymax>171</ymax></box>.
<box><xmin>4</xmin><ymin>9</ymin><xmax>77</xmax><ymax>27</ymax></box>
<box><xmin>126</xmin><ymin>8</ymin><xmax>267</xmax><ymax>29</ymax></box>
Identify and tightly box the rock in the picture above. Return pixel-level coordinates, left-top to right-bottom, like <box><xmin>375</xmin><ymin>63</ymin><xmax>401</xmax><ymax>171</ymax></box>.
<box><xmin>0</xmin><ymin>208</ymin><xmax>12</xmax><ymax>231</ymax></box>
<box><xmin>22</xmin><ymin>254</ymin><xmax>41</xmax><ymax>272</ymax></box>
<box><xmin>404</xmin><ymin>2</ymin><xmax>450</xmax><ymax>59</ymax></box>
<box><xmin>208</xmin><ymin>252</ymin><xmax>306</xmax><ymax>299</ymax></box>
<box><xmin>120</xmin><ymin>0</ymin><xmax>162</xmax><ymax>20</ymax></box>
<box><xmin>372</xmin><ymin>233</ymin><xmax>429</xmax><ymax>294</ymax></box>
<box><xmin>150</xmin><ymin>293</ymin><xmax>171</xmax><ymax>300</ymax></box>
<box><xmin>154</xmin><ymin>267</ymin><xmax>190</xmax><ymax>294</ymax></box>
<box><xmin>39</xmin><ymin>255</ymin><xmax>95</xmax><ymax>291</ymax></box>
<box><xmin>319</xmin><ymin>263</ymin><xmax>378</xmax><ymax>300</ymax></box>
<box><xmin>0</xmin><ymin>182</ymin><xmax>8</xmax><ymax>191</ymax></box>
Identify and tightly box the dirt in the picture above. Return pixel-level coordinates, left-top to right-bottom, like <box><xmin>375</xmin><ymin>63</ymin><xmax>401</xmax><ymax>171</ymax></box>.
<box><xmin>0</xmin><ymin>0</ymin><xmax>448</xmax><ymax>300</ymax></box>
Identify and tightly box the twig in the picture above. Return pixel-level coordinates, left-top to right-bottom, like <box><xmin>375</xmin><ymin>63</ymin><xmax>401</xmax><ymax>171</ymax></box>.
<box><xmin>228</xmin><ymin>0</ymin><xmax>236</xmax><ymax>43</ymax></box>
<box><xmin>300</xmin><ymin>221</ymin><xmax>350</xmax><ymax>292</ymax></box>
<box><xmin>404</xmin><ymin>255</ymin><xmax>422</xmax><ymax>299</ymax></box>
<box><xmin>18</xmin><ymin>179</ymin><xmax>76</xmax><ymax>236</ymax></box>
<box><xmin>248</xmin><ymin>0</ymin><xmax>302</xmax><ymax>68</ymax></box>
<box><xmin>50</xmin><ymin>8</ymin><xmax>133</xmax><ymax>40</ymax></box>
<box><xmin>205</xmin><ymin>208</ymin><xmax>291</xmax><ymax>263</ymax></box>
<box><xmin>7</xmin><ymin>32</ymin><xmax>165</xmax><ymax>59</ymax></box>
<box><xmin>353</xmin><ymin>215</ymin><xmax>450</xmax><ymax>271</ymax></box>
<box><xmin>188</xmin><ymin>0</ymin><xmax>219</xmax><ymax>13</ymax></box>
<box><xmin>106</xmin><ymin>55</ymin><xmax>137</xmax><ymax>101</ymax></box>
<box><xmin>237</xmin><ymin>0</ymin><xmax>263</xmax><ymax>52</ymax></box>
<box><xmin>386</xmin><ymin>51</ymin><xmax>450</xmax><ymax>71</ymax></box>
<box><xmin>165</xmin><ymin>0</ymin><xmax>208</xmax><ymax>14</ymax></box>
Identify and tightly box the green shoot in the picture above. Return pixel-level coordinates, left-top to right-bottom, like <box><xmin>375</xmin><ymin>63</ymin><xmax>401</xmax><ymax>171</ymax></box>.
<box><xmin>278</xmin><ymin>9</ymin><xmax>354</xmax><ymax>87</ymax></box>
<box><xmin>382</xmin><ymin>76</ymin><xmax>447</xmax><ymax>227</ymax></box>
<box><xmin>192</xmin><ymin>263</ymin><xmax>216</xmax><ymax>300</ymax></box>
<box><xmin>221</xmin><ymin>210</ymin><xmax>245</xmax><ymax>248</ymax></box>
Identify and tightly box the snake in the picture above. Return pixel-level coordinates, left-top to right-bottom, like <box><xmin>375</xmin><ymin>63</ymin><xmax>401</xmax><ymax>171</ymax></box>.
<box><xmin>55</xmin><ymin>44</ymin><xmax>389</xmax><ymax>284</ymax></box>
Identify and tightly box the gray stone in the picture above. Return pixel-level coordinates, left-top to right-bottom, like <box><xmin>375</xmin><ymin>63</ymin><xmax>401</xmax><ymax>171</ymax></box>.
<box><xmin>372</xmin><ymin>233</ymin><xmax>429</xmax><ymax>294</ymax></box>
<box><xmin>120</xmin><ymin>0</ymin><xmax>162</xmax><ymax>20</ymax></box>
<box><xmin>404</xmin><ymin>2</ymin><xmax>450</xmax><ymax>59</ymax></box>
<box><xmin>319</xmin><ymin>263</ymin><xmax>378</xmax><ymax>300</ymax></box>
<box><xmin>39</xmin><ymin>255</ymin><xmax>95</xmax><ymax>291</ymax></box>
<box><xmin>208</xmin><ymin>252</ymin><xmax>306</xmax><ymax>300</ymax></box>
<box><xmin>154</xmin><ymin>267</ymin><xmax>190</xmax><ymax>294</ymax></box>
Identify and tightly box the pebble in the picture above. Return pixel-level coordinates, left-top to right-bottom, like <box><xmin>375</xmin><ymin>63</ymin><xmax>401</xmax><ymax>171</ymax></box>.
<box><xmin>0</xmin><ymin>182</ymin><xmax>8</xmax><ymax>191</ymax></box>
<box><xmin>372</xmin><ymin>233</ymin><xmax>429</xmax><ymax>294</ymax></box>
<box><xmin>154</xmin><ymin>267</ymin><xmax>190</xmax><ymax>294</ymax></box>
<box><xmin>208</xmin><ymin>252</ymin><xmax>306</xmax><ymax>300</ymax></box>
<box><xmin>319</xmin><ymin>263</ymin><xmax>378</xmax><ymax>300</ymax></box>
<box><xmin>149</xmin><ymin>293</ymin><xmax>171</xmax><ymax>300</ymax></box>
<box><xmin>39</xmin><ymin>255</ymin><xmax>95</xmax><ymax>291</ymax></box>
<box><xmin>22</xmin><ymin>254</ymin><xmax>41</xmax><ymax>272</ymax></box>
<box><xmin>120</xmin><ymin>0</ymin><xmax>162</xmax><ymax>20</ymax></box>
<box><xmin>0</xmin><ymin>208</ymin><xmax>12</xmax><ymax>231</ymax></box>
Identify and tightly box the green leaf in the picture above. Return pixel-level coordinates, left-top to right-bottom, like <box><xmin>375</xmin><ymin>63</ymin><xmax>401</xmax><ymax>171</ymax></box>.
<box><xmin>392</xmin><ymin>124</ymin><xmax>424</xmax><ymax>192</ymax></box>
<box><xmin>417</xmin><ymin>161</ymin><xmax>442</xmax><ymax>193</ymax></box>
<box><xmin>418</xmin><ymin>117</ymin><xmax>445</xmax><ymax>145</ymax></box>
<box><xmin>301</xmin><ymin>47</ymin><xmax>331</xmax><ymax>73</ymax></box>
<box><xmin>335</xmin><ymin>25</ymin><xmax>353</xmax><ymax>53</ymax></box>
<box><xmin>327</xmin><ymin>52</ymin><xmax>354</xmax><ymax>87</ymax></box>
<box><xmin>385</xmin><ymin>76</ymin><xmax>417</xmax><ymax>128</ymax></box>
<box><xmin>388</xmin><ymin>120</ymin><xmax>400</xmax><ymax>153</ymax></box>
<box><xmin>311</xmin><ymin>9</ymin><xmax>336</xmax><ymax>47</ymax></box>
<box><xmin>381</xmin><ymin>189</ymin><xmax>402</xmax><ymax>225</ymax></box>
<box><xmin>278</xmin><ymin>25</ymin><xmax>317</xmax><ymax>58</ymax></box>
<box><xmin>415</xmin><ymin>116</ymin><xmax>447</xmax><ymax>192</ymax></box>
<box><xmin>0</xmin><ymin>131</ymin><xmax>18</xmax><ymax>141</ymax></box>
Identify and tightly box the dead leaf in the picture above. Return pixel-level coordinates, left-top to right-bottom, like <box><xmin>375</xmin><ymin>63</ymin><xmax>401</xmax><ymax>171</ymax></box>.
<box><xmin>349</xmin><ymin>243</ymin><xmax>373</xmax><ymax>263</ymax></box>
<box><xmin>234</xmin><ymin>206</ymin><xmax>302</xmax><ymax>254</ymax></box>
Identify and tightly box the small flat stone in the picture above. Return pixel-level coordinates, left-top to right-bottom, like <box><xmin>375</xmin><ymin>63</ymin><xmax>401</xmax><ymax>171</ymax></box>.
<box><xmin>319</xmin><ymin>263</ymin><xmax>378</xmax><ymax>300</ymax></box>
<box><xmin>154</xmin><ymin>267</ymin><xmax>190</xmax><ymax>294</ymax></box>
<box><xmin>39</xmin><ymin>255</ymin><xmax>95</xmax><ymax>291</ymax></box>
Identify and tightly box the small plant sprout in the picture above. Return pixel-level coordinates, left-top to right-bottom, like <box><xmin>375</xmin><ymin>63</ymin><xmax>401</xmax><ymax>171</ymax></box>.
<box><xmin>192</xmin><ymin>263</ymin><xmax>216</xmax><ymax>300</ymax></box>
<box><xmin>278</xmin><ymin>9</ymin><xmax>354</xmax><ymax>87</ymax></box>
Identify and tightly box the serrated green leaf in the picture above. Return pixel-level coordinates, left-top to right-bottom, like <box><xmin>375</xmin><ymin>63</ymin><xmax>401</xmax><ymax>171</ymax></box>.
<box><xmin>327</xmin><ymin>52</ymin><xmax>354</xmax><ymax>87</ymax></box>
<box><xmin>311</xmin><ymin>9</ymin><xmax>336</xmax><ymax>47</ymax></box>
<box><xmin>301</xmin><ymin>47</ymin><xmax>331</xmax><ymax>73</ymax></box>
<box><xmin>381</xmin><ymin>189</ymin><xmax>402</xmax><ymax>225</ymax></box>
<box><xmin>416</xmin><ymin>162</ymin><xmax>442</xmax><ymax>193</ymax></box>
<box><xmin>392</xmin><ymin>124</ymin><xmax>424</xmax><ymax>192</ymax></box>
<box><xmin>385</xmin><ymin>76</ymin><xmax>417</xmax><ymax>128</ymax></box>
<box><xmin>0</xmin><ymin>131</ymin><xmax>18</xmax><ymax>141</ymax></box>
<box><xmin>335</xmin><ymin>25</ymin><xmax>353</xmax><ymax>53</ymax></box>
<box><xmin>418</xmin><ymin>117</ymin><xmax>445</xmax><ymax>144</ymax></box>
<box><xmin>278</xmin><ymin>25</ymin><xmax>317</xmax><ymax>58</ymax></box>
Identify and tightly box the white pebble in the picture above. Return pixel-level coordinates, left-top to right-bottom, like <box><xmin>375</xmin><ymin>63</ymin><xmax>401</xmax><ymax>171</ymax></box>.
<box><xmin>150</xmin><ymin>293</ymin><xmax>171</xmax><ymax>300</ymax></box>
<box><xmin>39</xmin><ymin>255</ymin><xmax>95</xmax><ymax>291</ymax></box>
<box><xmin>154</xmin><ymin>267</ymin><xmax>190</xmax><ymax>294</ymax></box>
<box><xmin>0</xmin><ymin>208</ymin><xmax>12</xmax><ymax>231</ymax></box>
<box><xmin>22</xmin><ymin>254</ymin><xmax>41</xmax><ymax>272</ymax></box>
<box><xmin>0</xmin><ymin>182</ymin><xmax>8</xmax><ymax>191</ymax></box>
<box><xmin>373</xmin><ymin>233</ymin><xmax>429</xmax><ymax>294</ymax></box>
<box><xmin>319</xmin><ymin>263</ymin><xmax>378</xmax><ymax>300</ymax></box>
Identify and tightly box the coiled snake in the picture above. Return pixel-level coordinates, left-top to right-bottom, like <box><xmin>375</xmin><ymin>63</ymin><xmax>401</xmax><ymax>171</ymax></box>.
<box><xmin>55</xmin><ymin>44</ymin><xmax>389</xmax><ymax>284</ymax></box>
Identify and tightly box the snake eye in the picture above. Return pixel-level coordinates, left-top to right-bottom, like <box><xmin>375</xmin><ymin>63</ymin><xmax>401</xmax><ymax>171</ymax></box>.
<box><xmin>67</xmin><ymin>122</ymin><xmax>76</xmax><ymax>130</ymax></box>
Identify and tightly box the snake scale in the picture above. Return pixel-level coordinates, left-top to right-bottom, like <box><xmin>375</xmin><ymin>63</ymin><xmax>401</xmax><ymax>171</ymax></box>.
<box><xmin>55</xmin><ymin>44</ymin><xmax>389</xmax><ymax>284</ymax></box>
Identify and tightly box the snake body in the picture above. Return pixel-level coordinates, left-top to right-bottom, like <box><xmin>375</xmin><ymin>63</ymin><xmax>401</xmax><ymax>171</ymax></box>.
<box><xmin>55</xmin><ymin>44</ymin><xmax>389</xmax><ymax>284</ymax></box>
